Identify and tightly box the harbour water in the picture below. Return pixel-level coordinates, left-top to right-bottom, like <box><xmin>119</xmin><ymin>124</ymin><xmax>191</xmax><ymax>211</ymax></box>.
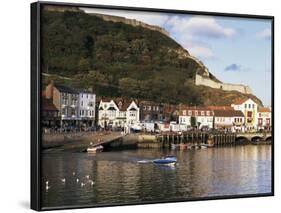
<box><xmin>42</xmin><ymin>144</ymin><xmax>272</xmax><ymax>208</ymax></box>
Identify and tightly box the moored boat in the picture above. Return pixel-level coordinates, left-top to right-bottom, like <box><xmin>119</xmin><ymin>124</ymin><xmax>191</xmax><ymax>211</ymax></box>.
<box><xmin>153</xmin><ymin>156</ymin><xmax>177</xmax><ymax>165</ymax></box>
<box><xmin>87</xmin><ymin>145</ymin><xmax>104</xmax><ymax>153</ymax></box>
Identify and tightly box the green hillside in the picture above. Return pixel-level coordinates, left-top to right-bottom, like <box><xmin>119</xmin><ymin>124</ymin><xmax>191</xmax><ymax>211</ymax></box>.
<box><xmin>41</xmin><ymin>8</ymin><xmax>262</xmax><ymax>106</ymax></box>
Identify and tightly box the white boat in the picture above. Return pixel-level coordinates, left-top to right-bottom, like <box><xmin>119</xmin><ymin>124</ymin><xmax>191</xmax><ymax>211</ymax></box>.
<box><xmin>87</xmin><ymin>145</ymin><xmax>103</xmax><ymax>153</ymax></box>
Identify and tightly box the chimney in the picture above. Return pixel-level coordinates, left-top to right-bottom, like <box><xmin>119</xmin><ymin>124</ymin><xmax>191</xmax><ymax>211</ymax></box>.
<box><xmin>45</xmin><ymin>80</ymin><xmax>54</xmax><ymax>99</ymax></box>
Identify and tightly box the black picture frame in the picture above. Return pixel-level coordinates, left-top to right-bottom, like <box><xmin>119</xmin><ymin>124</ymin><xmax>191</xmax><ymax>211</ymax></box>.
<box><xmin>31</xmin><ymin>1</ymin><xmax>274</xmax><ymax>211</ymax></box>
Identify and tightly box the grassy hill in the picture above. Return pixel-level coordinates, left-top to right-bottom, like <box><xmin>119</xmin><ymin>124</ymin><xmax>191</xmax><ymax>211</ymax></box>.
<box><xmin>41</xmin><ymin>8</ymin><xmax>263</xmax><ymax>106</ymax></box>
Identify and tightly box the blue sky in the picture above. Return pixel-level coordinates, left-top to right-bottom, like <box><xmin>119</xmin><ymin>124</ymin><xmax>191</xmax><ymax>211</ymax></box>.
<box><xmin>82</xmin><ymin>8</ymin><xmax>272</xmax><ymax>106</ymax></box>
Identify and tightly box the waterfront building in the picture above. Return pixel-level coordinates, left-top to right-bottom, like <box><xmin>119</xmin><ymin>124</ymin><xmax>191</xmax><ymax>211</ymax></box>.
<box><xmin>45</xmin><ymin>82</ymin><xmax>79</xmax><ymax>127</ymax></box>
<box><xmin>126</xmin><ymin>101</ymin><xmax>140</xmax><ymax>126</ymax></box>
<box><xmin>231</xmin><ymin>98</ymin><xmax>258</xmax><ymax>130</ymax></box>
<box><xmin>45</xmin><ymin>81</ymin><xmax>96</xmax><ymax>129</ymax></box>
<box><xmin>139</xmin><ymin>101</ymin><xmax>163</xmax><ymax>121</ymax></box>
<box><xmin>98</xmin><ymin>99</ymin><xmax>119</xmax><ymax>128</ymax></box>
<box><xmin>98</xmin><ymin>99</ymin><xmax>140</xmax><ymax>128</ymax></box>
<box><xmin>41</xmin><ymin>95</ymin><xmax>59</xmax><ymax>128</ymax></box>
<box><xmin>178</xmin><ymin>107</ymin><xmax>214</xmax><ymax>129</ymax></box>
<box><xmin>257</xmin><ymin>107</ymin><xmax>271</xmax><ymax>131</ymax></box>
<box><xmin>213</xmin><ymin>109</ymin><xmax>245</xmax><ymax>132</ymax></box>
<box><xmin>162</xmin><ymin>104</ymin><xmax>179</xmax><ymax>122</ymax></box>
<box><xmin>78</xmin><ymin>90</ymin><xmax>96</xmax><ymax>127</ymax></box>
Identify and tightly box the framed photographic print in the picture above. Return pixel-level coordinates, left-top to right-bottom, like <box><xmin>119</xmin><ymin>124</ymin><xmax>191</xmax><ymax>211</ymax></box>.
<box><xmin>31</xmin><ymin>1</ymin><xmax>274</xmax><ymax>211</ymax></box>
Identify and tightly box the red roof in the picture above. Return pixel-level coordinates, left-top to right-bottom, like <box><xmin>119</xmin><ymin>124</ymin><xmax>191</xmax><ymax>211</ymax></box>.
<box><xmin>214</xmin><ymin>110</ymin><xmax>244</xmax><ymax>117</ymax></box>
<box><xmin>208</xmin><ymin>106</ymin><xmax>234</xmax><ymax>110</ymax></box>
<box><xmin>258</xmin><ymin>107</ymin><xmax>271</xmax><ymax>113</ymax></box>
<box><xmin>232</xmin><ymin>98</ymin><xmax>250</xmax><ymax>105</ymax></box>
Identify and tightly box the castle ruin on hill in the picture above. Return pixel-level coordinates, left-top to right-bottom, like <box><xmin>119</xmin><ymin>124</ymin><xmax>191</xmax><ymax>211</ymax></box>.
<box><xmin>195</xmin><ymin>73</ymin><xmax>252</xmax><ymax>94</ymax></box>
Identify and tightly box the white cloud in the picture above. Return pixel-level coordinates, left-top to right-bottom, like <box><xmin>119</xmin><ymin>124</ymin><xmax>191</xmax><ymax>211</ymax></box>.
<box><xmin>256</xmin><ymin>28</ymin><xmax>271</xmax><ymax>40</ymax></box>
<box><xmin>176</xmin><ymin>38</ymin><xmax>215</xmax><ymax>59</ymax></box>
<box><xmin>167</xmin><ymin>16</ymin><xmax>236</xmax><ymax>39</ymax></box>
<box><xmin>189</xmin><ymin>46</ymin><xmax>215</xmax><ymax>59</ymax></box>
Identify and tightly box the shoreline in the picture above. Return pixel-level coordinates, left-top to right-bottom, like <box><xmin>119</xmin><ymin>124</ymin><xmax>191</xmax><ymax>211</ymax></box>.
<box><xmin>42</xmin><ymin>131</ymin><xmax>271</xmax><ymax>153</ymax></box>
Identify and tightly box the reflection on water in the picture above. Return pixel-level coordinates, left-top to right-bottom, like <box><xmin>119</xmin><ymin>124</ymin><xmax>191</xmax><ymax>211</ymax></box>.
<box><xmin>42</xmin><ymin>145</ymin><xmax>272</xmax><ymax>208</ymax></box>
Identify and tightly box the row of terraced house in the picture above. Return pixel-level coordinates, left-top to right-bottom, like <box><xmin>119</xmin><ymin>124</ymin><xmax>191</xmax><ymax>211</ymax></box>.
<box><xmin>42</xmin><ymin>82</ymin><xmax>271</xmax><ymax>132</ymax></box>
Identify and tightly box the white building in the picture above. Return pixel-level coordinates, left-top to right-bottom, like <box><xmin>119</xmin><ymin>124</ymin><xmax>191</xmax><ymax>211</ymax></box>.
<box><xmin>179</xmin><ymin>107</ymin><xmax>214</xmax><ymax>129</ymax></box>
<box><xmin>214</xmin><ymin>110</ymin><xmax>245</xmax><ymax>132</ymax></box>
<box><xmin>231</xmin><ymin>98</ymin><xmax>258</xmax><ymax>130</ymax></box>
<box><xmin>98</xmin><ymin>99</ymin><xmax>140</xmax><ymax>128</ymax></box>
<box><xmin>126</xmin><ymin>101</ymin><xmax>140</xmax><ymax>126</ymax></box>
<box><xmin>257</xmin><ymin>107</ymin><xmax>271</xmax><ymax>131</ymax></box>
<box><xmin>98</xmin><ymin>100</ymin><xmax>119</xmax><ymax>128</ymax></box>
<box><xmin>78</xmin><ymin>90</ymin><xmax>96</xmax><ymax>126</ymax></box>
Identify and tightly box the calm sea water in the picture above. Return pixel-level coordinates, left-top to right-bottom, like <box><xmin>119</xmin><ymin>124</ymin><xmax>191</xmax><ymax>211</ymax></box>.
<box><xmin>42</xmin><ymin>145</ymin><xmax>272</xmax><ymax>208</ymax></box>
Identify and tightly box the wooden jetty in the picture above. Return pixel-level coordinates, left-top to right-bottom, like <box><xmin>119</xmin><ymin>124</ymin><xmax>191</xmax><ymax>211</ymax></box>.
<box><xmin>156</xmin><ymin>132</ymin><xmax>237</xmax><ymax>148</ymax></box>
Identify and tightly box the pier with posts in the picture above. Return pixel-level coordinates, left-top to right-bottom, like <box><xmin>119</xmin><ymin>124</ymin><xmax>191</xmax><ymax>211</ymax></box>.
<box><xmin>156</xmin><ymin>132</ymin><xmax>236</xmax><ymax>148</ymax></box>
<box><xmin>155</xmin><ymin>131</ymin><xmax>271</xmax><ymax>148</ymax></box>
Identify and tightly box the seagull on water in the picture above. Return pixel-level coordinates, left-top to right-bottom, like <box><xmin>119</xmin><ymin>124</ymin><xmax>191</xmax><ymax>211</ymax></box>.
<box><xmin>86</xmin><ymin>175</ymin><xmax>90</xmax><ymax>179</ymax></box>
<box><xmin>81</xmin><ymin>182</ymin><xmax>85</xmax><ymax>187</ymax></box>
<box><xmin>61</xmin><ymin>178</ymin><xmax>66</xmax><ymax>183</ymax></box>
<box><xmin>76</xmin><ymin>178</ymin><xmax>79</xmax><ymax>183</ymax></box>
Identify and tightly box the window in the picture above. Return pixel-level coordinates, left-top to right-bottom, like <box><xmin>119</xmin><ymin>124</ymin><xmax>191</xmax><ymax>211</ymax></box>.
<box><xmin>195</xmin><ymin>111</ymin><xmax>198</xmax><ymax>116</ymax></box>
<box><xmin>188</xmin><ymin>110</ymin><xmax>192</xmax><ymax>116</ymax></box>
<box><xmin>183</xmin><ymin>110</ymin><xmax>186</xmax><ymax>116</ymax></box>
<box><xmin>252</xmin><ymin>104</ymin><xmax>255</xmax><ymax>109</ymax></box>
<box><xmin>248</xmin><ymin>104</ymin><xmax>251</xmax><ymax>108</ymax></box>
<box><xmin>143</xmin><ymin>106</ymin><xmax>146</xmax><ymax>110</ymax></box>
<box><xmin>81</xmin><ymin>101</ymin><xmax>83</xmax><ymax>106</ymax></box>
<box><xmin>245</xmin><ymin>104</ymin><xmax>247</xmax><ymax>108</ymax></box>
<box><xmin>206</xmin><ymin>111</ymin><xmax>210</xmax><ymax>116</ymax></box>
<box><xmin>201</xmin><ymin>111</ymin><xmax>205</xmax><ymax>116</ymax></box>
<box><xmin>129</xmin><ymin>111</ymin><xmax>136</xmax><ymax>117</ymax></box>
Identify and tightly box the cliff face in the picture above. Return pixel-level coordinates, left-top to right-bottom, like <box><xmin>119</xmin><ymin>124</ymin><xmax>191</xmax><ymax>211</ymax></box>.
<box><xmin>41</xmin><ymin>7</ymin><xmax>262</xmax><ymax>106</ymax></box>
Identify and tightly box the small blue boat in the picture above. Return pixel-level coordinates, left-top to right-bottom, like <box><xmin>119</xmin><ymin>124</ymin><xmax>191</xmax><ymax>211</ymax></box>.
<box><xmin>153</xmin><ymin>156</ymin><xmax>177</xmax><ymax>165</ymax></box>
